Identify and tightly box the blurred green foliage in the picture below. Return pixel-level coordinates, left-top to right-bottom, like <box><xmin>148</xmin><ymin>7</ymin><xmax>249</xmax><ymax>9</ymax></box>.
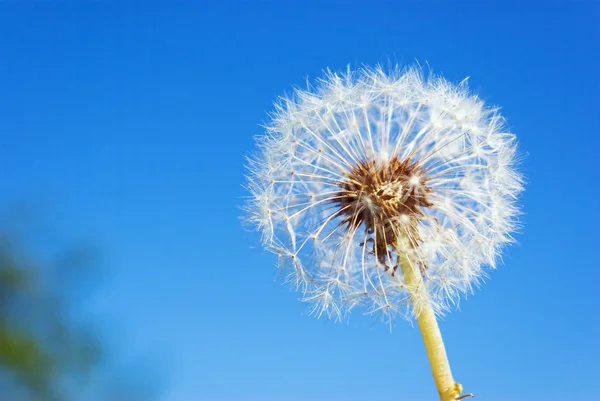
<box><xmin>0</xmin><ymin>233</ymin><xmax>100</xmax><ymax>400</ymax></box>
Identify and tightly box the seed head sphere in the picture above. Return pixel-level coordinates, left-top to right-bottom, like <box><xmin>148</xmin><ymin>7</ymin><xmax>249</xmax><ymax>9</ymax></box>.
<box><xmin>245</xmin><ymin>66</ymin><xmax>522</xmax><ymax>322</ymax></box>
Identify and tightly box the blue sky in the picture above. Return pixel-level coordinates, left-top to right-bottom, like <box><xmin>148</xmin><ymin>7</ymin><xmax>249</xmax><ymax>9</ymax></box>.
<box><xmin>1</xmin><ymin>2</ymin><xmax>599</xmax><ymax>401</ymax></box>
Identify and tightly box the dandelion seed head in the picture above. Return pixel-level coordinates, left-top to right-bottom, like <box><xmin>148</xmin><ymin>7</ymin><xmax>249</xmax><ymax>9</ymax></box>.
<box><xmin>245</xmin><ymin>65</ymin><xmax>523</xmax><ymax>322</ymax></box>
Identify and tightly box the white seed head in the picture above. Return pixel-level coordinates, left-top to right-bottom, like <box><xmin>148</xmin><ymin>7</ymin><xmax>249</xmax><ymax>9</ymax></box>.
<box><xmin>244</xmin><ymin>65</ymin><xmax>523</xmax><ymax>323</ymax></box>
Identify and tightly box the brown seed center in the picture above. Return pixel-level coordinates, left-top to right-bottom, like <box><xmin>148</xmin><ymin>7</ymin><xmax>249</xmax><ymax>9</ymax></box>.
<box><xmin>334</xmin><ymin>156</ymin><xmax>433</xmax><ymax>269</ymax></box>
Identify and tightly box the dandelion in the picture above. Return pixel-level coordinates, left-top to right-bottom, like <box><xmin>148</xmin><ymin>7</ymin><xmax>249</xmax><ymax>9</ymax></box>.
<box><xmin>245</xmin><ymin>65</ymin><xmax>522</xmax><ymax>401</ymax></box>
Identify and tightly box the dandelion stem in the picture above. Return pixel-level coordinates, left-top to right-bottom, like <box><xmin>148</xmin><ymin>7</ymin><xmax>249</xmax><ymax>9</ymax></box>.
<box><xmin>398</xmin><ymin>251</ymin><xmax>470</xmax><ymax>401</ymax></box>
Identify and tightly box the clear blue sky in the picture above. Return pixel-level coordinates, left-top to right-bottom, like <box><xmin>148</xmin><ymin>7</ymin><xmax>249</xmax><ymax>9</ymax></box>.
<box><xmin>1</xmin><ymin>2</ymin><xmax>599</xmax><ymax>401</ymax></box>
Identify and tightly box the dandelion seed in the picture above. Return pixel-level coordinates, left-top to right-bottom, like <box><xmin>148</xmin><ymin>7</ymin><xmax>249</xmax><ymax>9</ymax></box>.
<box><xmin>244</xmin><ymin>65</ymin><xmax>523</xmax><ymax>401</ymax></box>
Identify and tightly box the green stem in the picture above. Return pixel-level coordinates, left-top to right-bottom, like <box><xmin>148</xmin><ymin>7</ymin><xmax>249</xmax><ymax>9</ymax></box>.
<box><xmin>398</xmin><ymin>251</ymin><xmax>470</xmax><ymax>401</ymax></box>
